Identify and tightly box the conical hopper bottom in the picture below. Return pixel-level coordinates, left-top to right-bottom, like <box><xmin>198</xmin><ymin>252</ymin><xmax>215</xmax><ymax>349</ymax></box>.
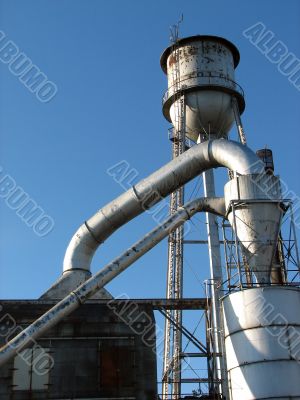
<box><xmin>228</xmin><ymin>203</ymin><xmax>283</xmax><ymax>285</ymax></box>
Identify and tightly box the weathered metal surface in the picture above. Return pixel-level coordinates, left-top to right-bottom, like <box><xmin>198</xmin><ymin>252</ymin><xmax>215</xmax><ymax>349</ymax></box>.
<box><xmin>40</xmin><ymin>269</ymin><xmax>113</xmax><ymax>300</ymax></box>
<box><xmin>161</xmin><ymin>35</ymin><xmax>244</xmax><ymax>142</ymax></box>
<box><xmin>41</xmin><ymin>139</ymin><xmax>256</xmax><ymax>300</ymax></box>
<box><xmin>60</xmin><ymin>139</ymin><xmax>262</xmax><ymax>278</ymax></box>
<box><xmin>40</xmin><ymin>140</ymin><xmax>261</xmax><ymax>298</ymax></box>
<box><xmin>164</xmin><ymin>59</ymin><xmax>186</xmax><ymax>398</ymax></box>
<box><xmin>222</xmin><ymin>287</ymin><xmax>300</xmax><ymax>400</ymax></box>
<box><xmin>224</xmin><ymin>174</ymin><xmax>283</xmax><ymax>284</ymax></box>
<box><xmin>0</xmin><ymin>302</ymin><xmax>157</xmax><ymax>399</ymax></box>
<box><xmin>134</xmin><ymin>298</ymin><xmax>209</xmax><ymax>310</ymax></box>
<box><xmin>160</xmin><ymin>35</ymin><xmax>240</xmax><ymax>72</ymax></box>
<box><xmin>256</xmin><ymin>148</ymin><xmax>275</xmax><ymax>173</ymax></box>
<box><xmin>199</xmin><ymin>134</ymin><xmax>226</xmax><ymax>398</ymax></box>
<box><xmin>0</xmin><ymin>298</ymin><xmax>209</xmax><ymax>309</ymax></box>
<box><xmin>0</xmin><ymin>197</ymin><xmax>225</xmax><ymax>367</ymax></box>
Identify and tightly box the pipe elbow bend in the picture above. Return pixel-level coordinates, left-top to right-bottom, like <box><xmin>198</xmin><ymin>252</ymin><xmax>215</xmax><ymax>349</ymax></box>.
<box><xmin>63</xmin><ymin>223</ymin><xmax>99</xmax><ymax>273</ymax></box>
<box><xmin>208</xmin><ymin>139</ymin><xmax>264</xmax><ymax>175</ymax></box>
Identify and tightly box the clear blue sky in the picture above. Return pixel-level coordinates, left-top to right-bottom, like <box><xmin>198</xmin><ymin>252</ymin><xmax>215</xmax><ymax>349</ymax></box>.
<box><xmin>0</xmin><ymin>0</ymin><xmax>299</xmax><ymax>393</ymax></box>
<box><xmin>0</xmin><ymin>0</ymin><xmax>299</xmax><ymax>298</ymax></box>
<box><xmin>1</xmin><ymin>0</ymin><xmax>299</xmax><ymax>298</ymax></box>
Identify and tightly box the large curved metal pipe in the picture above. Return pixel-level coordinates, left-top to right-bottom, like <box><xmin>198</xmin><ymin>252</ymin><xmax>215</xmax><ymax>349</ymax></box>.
<box><xmin>63</xmin><ymin>139</ymin><xmax>262</xmax><ymax>274</ymax></box>
<box><xmin>0</xmin><ymin>197</ymin><xmax>225</xmax><ymax>367</ymax></box>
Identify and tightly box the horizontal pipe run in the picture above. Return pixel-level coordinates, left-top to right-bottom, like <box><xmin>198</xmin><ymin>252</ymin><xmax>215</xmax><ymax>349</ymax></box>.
<box><xmin>0</xmin><ymin>197</ymin><xmax>225</xmax><ymax>367</ymax></box>
<box><xmin>0</xmin><ymin>298</ymin><xmax>209</xmax><ymax>309</ymax></box>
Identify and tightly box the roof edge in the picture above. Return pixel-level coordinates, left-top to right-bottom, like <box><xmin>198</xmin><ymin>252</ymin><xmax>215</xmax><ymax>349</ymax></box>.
<box><xmin>160</xmin><ymin>35</ymin><xmax>240</xmax><ymax>73</ymax></box>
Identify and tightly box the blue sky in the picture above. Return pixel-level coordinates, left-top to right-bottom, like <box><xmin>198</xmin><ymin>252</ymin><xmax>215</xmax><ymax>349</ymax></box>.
<box><xmin>1</xmin><ymin>0</ymin><xmax>299</xmax><ymax>298</ymax></box>
<box><xmin>0</xmin><ymin>0</ymin><xmax>299</xmax><ymax>391</ymax></box>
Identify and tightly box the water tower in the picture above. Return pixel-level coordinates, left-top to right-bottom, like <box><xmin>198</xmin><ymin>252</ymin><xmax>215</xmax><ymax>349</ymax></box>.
<box><xmin>160</xmin><ymin>35</ymin><xmax>247</xmax><ymax>399</ymax></box>
<box><xmin>160</xmin><ymin>33</ymin><xmax>300</xmax><ymax>400</ymax></box>
<box><xmin>161</xmin><ymin>35</ymin><xmax>245</xmax><ymax>142</ymax></box>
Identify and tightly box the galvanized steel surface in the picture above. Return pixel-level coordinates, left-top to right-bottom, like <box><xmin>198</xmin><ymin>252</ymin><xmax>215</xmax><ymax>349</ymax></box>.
<box><xmin>198</xmin><ymin>134</ymin><xmax>227</xmax><ymax>397</ymax></box>
<box><xmin>222</xmin><ymin>287</ymin><xmax>300</xmax><ymax>400</ymax></box>
<box><xmin>224</xmin><ymin>174</ymin><xmax>283</xmax><ymax>284</ymax></box>
<box><xmin>40</xmin><ymin>270</ymin><xmax>113</xmax><ymax>300</ymax></box>
<box><xmin>0</xmin><ymin>197</ymin><xmax>225</xmax><ymax>367</ymax></box>
<box><xmin>63</xmin><ymin>139</ymin><xmax>262</xmax><ymax>276</ymax></box>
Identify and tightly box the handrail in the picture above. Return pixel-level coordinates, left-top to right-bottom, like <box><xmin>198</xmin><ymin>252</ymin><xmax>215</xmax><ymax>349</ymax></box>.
<box><xmin>162</xmin><ymin>71</ymin><xmax>244</xmax><ymax>105</ymax></box>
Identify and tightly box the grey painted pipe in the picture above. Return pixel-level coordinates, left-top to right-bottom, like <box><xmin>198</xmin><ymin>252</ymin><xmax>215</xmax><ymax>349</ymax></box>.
<box><xmin>0</xmin><ymin>197</ymin><xmax>225</xmax><ymax>367</ymax></box>
<box><xmin>63</xmin><ymin>139</ymin><xmax>263</xmax><ymax>273</ymax></box>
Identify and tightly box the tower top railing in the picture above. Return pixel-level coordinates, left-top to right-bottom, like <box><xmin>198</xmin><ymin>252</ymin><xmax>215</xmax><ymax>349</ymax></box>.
<box><xmin>162</xmin><ymin>71</ymin><xmax>244</xmax><ymax>106</ymax></box>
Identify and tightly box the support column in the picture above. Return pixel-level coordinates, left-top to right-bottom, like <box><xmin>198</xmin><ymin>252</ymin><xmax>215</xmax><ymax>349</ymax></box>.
<box><xmin>199</xmin><ymin>134</ymin><xmax>228</xmax><ymax>398</ymax></box>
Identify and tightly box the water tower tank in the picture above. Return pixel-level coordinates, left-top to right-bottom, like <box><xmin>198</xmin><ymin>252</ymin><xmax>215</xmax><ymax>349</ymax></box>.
<box><xmin>161</xmin><ymin>35</ymin><xmax>245</xmax><ymax>142</ymax></box>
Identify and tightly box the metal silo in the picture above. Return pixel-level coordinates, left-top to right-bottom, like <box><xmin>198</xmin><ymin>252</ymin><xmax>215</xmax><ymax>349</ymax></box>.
<box><xmin>223</xmin><ymin>286</ymin><xmax>300</xmax><ymax>400</ymax></box>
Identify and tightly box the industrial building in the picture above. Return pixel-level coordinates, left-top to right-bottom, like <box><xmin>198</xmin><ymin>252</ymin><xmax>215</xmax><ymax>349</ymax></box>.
<box><xmin>0</xmin><ymin>300</ymin><xmax>157</xmax><ymax>398</ymax></box>
<box><xmin>0</xmin><ymin>32</ymin><xmax>299</xmax><ymax>400</ymax></box>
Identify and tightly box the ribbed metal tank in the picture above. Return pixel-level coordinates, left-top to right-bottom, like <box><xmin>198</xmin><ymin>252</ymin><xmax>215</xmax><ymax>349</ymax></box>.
<box><xmin>161</xmin><ymin>35</ymin><xmax>245</xmax><ymax>142</ymax></box>
<box><xmin>222</xmin><ymin>286</ymin><xmax>300</xmax><ymax>400</ymax></box>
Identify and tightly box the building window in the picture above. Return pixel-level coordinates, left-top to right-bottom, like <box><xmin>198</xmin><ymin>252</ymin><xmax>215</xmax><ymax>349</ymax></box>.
<box><xmin>12</xmin><ymin>346</ymin><xmax>51</xmax><ymax>391</ymax></box>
